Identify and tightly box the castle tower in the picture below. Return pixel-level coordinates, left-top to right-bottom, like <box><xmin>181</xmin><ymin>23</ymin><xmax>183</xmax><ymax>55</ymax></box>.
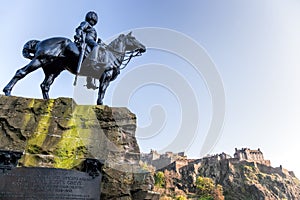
<box><xmin>234</xmin><ymin>148</ymin><xmax>271</xmax><ymax>166</ymax></box>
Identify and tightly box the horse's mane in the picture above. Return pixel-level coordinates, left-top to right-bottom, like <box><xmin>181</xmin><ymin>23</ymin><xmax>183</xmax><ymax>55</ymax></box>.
<box><xmin>107</xmin><ymin>34</ymin><xmax>125</xmax><ymax>49</ymax></box>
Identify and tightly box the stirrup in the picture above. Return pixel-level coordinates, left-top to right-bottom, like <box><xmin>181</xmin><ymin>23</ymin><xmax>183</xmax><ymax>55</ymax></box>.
<box><xmin>85</xmin><ymin>82</ymin><xmax>98</xmax><ymax>90</ymax></box>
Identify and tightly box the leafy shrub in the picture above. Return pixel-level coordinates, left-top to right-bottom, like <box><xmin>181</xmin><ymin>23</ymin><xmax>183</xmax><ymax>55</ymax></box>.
<box><xmin>196</xmin><ymin>176</ymin><xmax>224</xmax><ymax>200</ymax></box>
<box><xmin>154</xmin><ymin>171</ymin><xmax>165</xmax><ymax>188</ymax></box>
<box><xmin>176</xmin><ymin>195</ymin><xmax>187</xmax><ymax>200</ymax></box>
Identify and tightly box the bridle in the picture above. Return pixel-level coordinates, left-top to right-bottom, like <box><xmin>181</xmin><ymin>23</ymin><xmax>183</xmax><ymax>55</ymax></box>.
<box><xmin>102</xmin><ymin>37</ymin><xmax>144</xmax><ymax>70</ymax></box>
<box><xmin>119</xmin><ymin>49</ymin><xmax>142</xmax><ymax>70</ymax></box>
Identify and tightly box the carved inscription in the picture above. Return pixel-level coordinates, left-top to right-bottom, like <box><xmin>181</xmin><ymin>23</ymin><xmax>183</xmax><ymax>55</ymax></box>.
<box><xmin>0</xmin><ymin>167</ymin><xmax>101</xmax><ymax>200</ymax></box>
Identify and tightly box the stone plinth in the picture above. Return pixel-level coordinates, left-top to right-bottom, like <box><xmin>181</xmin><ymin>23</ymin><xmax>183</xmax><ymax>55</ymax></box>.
<box><xmin>0</xmin><ymin>95</ymin><xmax>157</xmax><ymax>199</ymax></box>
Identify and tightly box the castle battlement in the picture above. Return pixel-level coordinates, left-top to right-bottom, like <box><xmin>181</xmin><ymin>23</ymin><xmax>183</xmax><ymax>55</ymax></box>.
<box><xmin>141</xmin><ymin>148</ymin><xmax>272</xmax><ymax>171</ymax></box>
<box><xmin>234</xmin><ymin>148</ymin><xmax>271</xmax><ymax>166</ymax></box>
<box><xmin>141</xmin><ymin>150</ymin><xmax>186</xmax><ymax>170</ymax></box>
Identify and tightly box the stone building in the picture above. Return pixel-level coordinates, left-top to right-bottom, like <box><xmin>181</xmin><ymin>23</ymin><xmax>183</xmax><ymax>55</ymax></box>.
<box><xmin>234</xmin><ymin>148</ymin><xmax>271</xmax><ymax>166</ymax></box>
<box><xmin>140</xmin><ymin>150</ymin><xmax>186</xmax><ymax>170</ymax></box>
<box><xmin>142</xmin><ymin>148</ymin><xmax>272</xmax><ymax>171</ymax></box>
<box><xmin>141</xmin><ymin>150</ymin><xmax>161</xmax><ymax>162</ymax></box>
<box><xmin>201</xmin><ymin>152</ymin><xmax>232</xmax><ymax>163</ymax></box>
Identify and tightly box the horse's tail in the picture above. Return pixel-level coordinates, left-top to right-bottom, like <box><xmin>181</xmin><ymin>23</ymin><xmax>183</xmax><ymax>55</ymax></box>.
<box><xmin>22</xmin><ymin>40</ymin><xmax>40</xmax><ymax>60</ymax></box>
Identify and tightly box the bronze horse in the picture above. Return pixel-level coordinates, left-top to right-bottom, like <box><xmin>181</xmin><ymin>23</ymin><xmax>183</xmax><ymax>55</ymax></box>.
<box><xmin>3</xmin><ymin>32</ymin><xmax>146</xmax><ymax>105</ymax></box>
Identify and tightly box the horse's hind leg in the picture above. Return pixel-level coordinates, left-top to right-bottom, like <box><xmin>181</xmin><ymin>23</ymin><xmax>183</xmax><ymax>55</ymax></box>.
<box><xmin>40</xmin><ymin>72</ymin><xmax>60</xmax><ymax>99</ymax></box>
<box><xmin>3</xmin><ymin>59</ymin><xmax>43</xmax><ymax>96</ymax></box>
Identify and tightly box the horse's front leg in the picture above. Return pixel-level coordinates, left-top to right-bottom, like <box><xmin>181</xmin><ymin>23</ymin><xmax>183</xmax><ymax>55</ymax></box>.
<box><xmin>97</xmin><ymin>70</ymin><xmax>112</xmax><ymax>105</ymax></box>
<box><xmin>40</xmin><ymin>72</ymin><xmax>60</xmax><ymax>99</ymax></box>
<box><xmin>3</xmin><ymin>59</ymin><xmax>43</xmax><ymax>96</ymax></box>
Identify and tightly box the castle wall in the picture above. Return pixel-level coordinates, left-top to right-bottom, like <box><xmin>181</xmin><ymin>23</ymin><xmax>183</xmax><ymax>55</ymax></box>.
<box><xmin>140</xmin><ymin>151</ymin><xmax>187</xmax><ymax>170</ymax></box>
<box><xmin>152</xmin><ymin>157</ymin><xmax>172</xmax><ymax>170</ymax></box>
<box><xmin>143</xmin><ymin>148</ymin><xmax>275</xmax><ymax>175</ymax></box>
<box><xmin>257</xmin><ymin>163</ymin><xmax>288</xmax><ymax>177</ymax></box>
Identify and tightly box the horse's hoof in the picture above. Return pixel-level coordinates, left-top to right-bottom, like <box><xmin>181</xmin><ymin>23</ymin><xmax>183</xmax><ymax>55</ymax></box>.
<box><xmin>97</xmin><ymin>100</ymin><xmax>103</xmax><ymax>105</ymax></box>
<box><xmin>3</xmin><ymin>88</ymin><xmax>11</xmax><ymax>96</ymax></box>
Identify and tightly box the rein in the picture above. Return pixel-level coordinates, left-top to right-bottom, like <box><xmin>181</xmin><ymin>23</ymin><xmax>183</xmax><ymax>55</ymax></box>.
<box><xmin>101</xmin><ymin>42</ymin><xmax>142</xmax><ymax>70</ymax></box>
<box><xmin>119</xmin><ymin>50</ymin><xmax>142</xmax><ymax>70</ymax></box>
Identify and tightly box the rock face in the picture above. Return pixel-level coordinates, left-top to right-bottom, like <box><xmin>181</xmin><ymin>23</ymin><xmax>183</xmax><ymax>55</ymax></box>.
<box><xmin>0</xmin><ymin>95</ymin><xmax>156</xmax><ymax>199</ymax></box>
<box><xmin>197</xmin><ymin>159</ymin><xmax>300</xmax><ymax>200</ymax></box>
<box><xmin>156</xmin><ymin>154</ymin><xmax>300</xmax><ymax>199</ymax></box>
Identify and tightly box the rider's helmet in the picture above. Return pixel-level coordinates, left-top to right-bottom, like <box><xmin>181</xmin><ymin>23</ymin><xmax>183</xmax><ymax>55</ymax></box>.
<box><xmin>85</xmin><ymin>11</ymin><xmax>98</xmax><ymax>26</ymax></box>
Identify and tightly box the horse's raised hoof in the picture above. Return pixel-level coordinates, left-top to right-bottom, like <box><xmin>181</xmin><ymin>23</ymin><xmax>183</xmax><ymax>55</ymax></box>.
<box><xmin>3</xmin><ymin>88</ymin><xmax>11</xmax><ymax>96</ymax></box>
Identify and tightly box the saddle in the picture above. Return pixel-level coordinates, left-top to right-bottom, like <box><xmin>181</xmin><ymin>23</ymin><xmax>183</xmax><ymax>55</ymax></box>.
<box><xmin>78</xmin><ymin>43</ymin><xmax>111</xmax><ymax>78</ymax></box>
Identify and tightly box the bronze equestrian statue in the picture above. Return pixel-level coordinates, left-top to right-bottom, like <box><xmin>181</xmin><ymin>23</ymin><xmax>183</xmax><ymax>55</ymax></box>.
<box><xmin>3</xmin><ymin>11</ymin><xmax>146</xmax><ymax>105</ymax></box>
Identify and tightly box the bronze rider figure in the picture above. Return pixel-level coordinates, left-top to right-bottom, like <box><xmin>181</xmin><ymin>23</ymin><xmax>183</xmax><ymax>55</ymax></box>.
<box><xmin>74</xmin><ymin>11</ymin><xmax>100</xmax><ymax>89</ymax></box>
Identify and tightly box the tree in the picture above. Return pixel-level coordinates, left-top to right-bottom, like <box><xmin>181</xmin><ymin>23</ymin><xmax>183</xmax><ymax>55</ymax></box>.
<box><xmin>199</xmin><ymin>197</ymin><xmax>214</xmax><ymax>200</ymax></box>
<box><xmin>154</xmin><ymin>171</ymin><xmax>165</xmax><ymax>188</ymax></box>
<box><xmin>196</xmin><ymin>177</ymin><xmax>215</xmax><ymax>195</ymax></box>
<box><xmin>176</xmin><ymin>195</ymin><xmax>187</xmax><ymax>200</ymax></box>
<box><xmin>212</xmin><ymin>184</ymin><xmax>224</xmax><ymax>200</ymax></box>
<box><xmin>196</xmin><ymin>176</ymin><xmax>224</xmax><ymax>200</ymax></box>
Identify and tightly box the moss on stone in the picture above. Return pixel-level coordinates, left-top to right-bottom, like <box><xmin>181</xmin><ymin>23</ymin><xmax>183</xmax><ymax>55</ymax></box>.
<box><xmin>26</xmin><ymin>144</ymin><xmax>43</xmax><ymax>154</ymax></box>
<box><xmin>22</xmin><ymin>154</ymin><xmax>39</xmax><ymax>167</ymax></box>
<box><xmin>53</xmin><ymin>105</ymin><xmax>95</xmax><ymax>169</ymax></box>
<box><xmin>18</xmin><ymin>99</ymin><xmax>98</xmax><ymax>169</ymax></box>
<box><xmin>23</xmin><ymin>99</ymin><xmax>54</xmax><ymax>166</ymax></box>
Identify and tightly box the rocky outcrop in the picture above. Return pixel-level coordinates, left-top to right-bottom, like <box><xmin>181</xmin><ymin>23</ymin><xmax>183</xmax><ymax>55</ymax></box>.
<box><xmin>197</xmin><ymin>159</ymin><xmax>300</xmax><ymax>199</ymax></box>
<box><xmin>156</xmin><ymin>156</ymin><xmax>300</xmax><ymax>199</ymax></box>
<box><xmin>0</xmin><ymin>95</ymin><xmax>157</xmax><ymax>199</ymax></box>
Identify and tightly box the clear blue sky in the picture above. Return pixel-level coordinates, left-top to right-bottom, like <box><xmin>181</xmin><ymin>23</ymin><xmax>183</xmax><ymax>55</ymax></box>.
<box><xmin>1</xmin><ymin>0</ymin><xmax>300</xmax><ymax>176</ymax></box>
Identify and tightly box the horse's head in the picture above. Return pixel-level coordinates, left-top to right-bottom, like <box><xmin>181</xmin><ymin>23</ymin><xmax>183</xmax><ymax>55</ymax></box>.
<box><xmin>105</xmin><ymin>32</ymin><xmax>146</xmax><ymax>70</ymax></box>
<box><xmin>122</xmin><ymin>32</ymin><xmax>146</xmax><ymax>53</ymax></box>
<box><xmin>22</xmin><ymin>40</ymin><xmax>40</xmax><ymax>60</ymax></box>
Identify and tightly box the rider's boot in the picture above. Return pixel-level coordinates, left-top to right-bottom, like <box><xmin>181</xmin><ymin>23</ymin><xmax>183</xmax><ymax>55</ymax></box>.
<box><xmin>90</xmin><ymin>47</ymin><xmax>99</xmax><ymax>61</ymax></box>
<box><xmin>85</xmin><ymin>50</ymin><xmax>100</xmax><ymax>90</ymax></box>
<box><xmin>89</xmin><ymin>47</ymin><xmax>99</xmax><ymax>66</ymax></box>
<box><xmin>86</xmin><ymin>76</ymin><xmax>98</xmax><ymax>90</ymax></box>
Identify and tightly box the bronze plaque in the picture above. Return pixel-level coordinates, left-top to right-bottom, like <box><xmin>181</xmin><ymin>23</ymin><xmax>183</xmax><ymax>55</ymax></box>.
<box><xmin>0</xmin><ymin>167</ymin><xmax>101</xmax><ymax>200</ymax></box>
